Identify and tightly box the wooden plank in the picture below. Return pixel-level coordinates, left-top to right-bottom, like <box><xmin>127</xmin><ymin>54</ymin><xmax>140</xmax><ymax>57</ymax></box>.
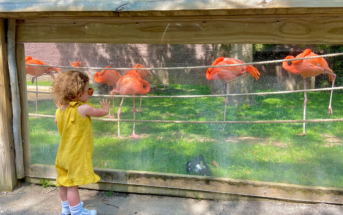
<box><xmin>0</xmin><ymin>18</ymin><xmax>17</xmax><ymax>191</ymax></box>
<box><xmin>26</xmin><ymin>177</ymin><xmax>283</xmax><ymax>203</ymax></box>
<box><xmin>16</xmin><ymin>43</ymin><xmax>31</xmax><ymax>174</ymax></box>
<box><xmin>7</xmin><ymin>19</ymin><xmax>24</xmax><ymax>179</ymax></box>
<box><xmin>26</xmin><ymin>164</ymin><xmax>343</xmax><ymax>204</ymax></box>
<box><xmin>0</xmin><ymin>0</ymin><xmax>343</xmax><ymax>13</ymax></box>
<box><xmin>16</xmin><ymin>16</ymin><xmax>343</xmax><ymax>44</ymax></box>
<box><xmin>3</xmin><ymin>8</ymin><xmax>343</xmax><ymax>18</ymax></box>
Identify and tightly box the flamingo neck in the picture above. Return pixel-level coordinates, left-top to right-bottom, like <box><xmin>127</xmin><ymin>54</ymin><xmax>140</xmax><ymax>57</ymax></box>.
<box><xmin>206</xmin><ymin>70</ymin><xmax>213</xmax><ymax>80</ymax></box>
<box><xmin>282</xmin><ymin>60</ymin><xmax>297</xmax><ymax>74</ymax></box>
<box><xmin>93</xmin><ymin>72</ymin><xmax>101</xmax><ymax>82</ymax></box>
<box><xmin>139</xmin><ymin>80</ymin><xmax>150</xmax><ymax>94</ymax></box>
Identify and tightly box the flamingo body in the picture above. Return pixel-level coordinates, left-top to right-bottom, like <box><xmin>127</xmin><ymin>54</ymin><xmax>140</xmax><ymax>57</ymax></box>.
<box><xmin>25</xmin><ymin>56</ymin><xmax>61</xmax><ymax>83</ymax></box>
<box><xmin>206</xmin><ymin>57</ymin><xmax>260</xmax><ymax>130</ymax></box>
<box><xmin>129</xmin><ymin>63</ymin><xmax>152</xmax><ymax>81</ymax></box>
<box><xmin>206</xmin><ymin>57</ymin><xmax>260</xmax><ymax>82</ymax></box>
<box><xmin>71</xmin><ymin>60</ymin><xmax>85</xmax><ymax>72</ymax></box>
<box><xmin>111</xmin><ymin>75</ymin><xmax>150</xmax><ymax>96</ymax></box>
<box><xmin>282</xmin><ymin>49</ymin><xmax>334</xmax><ymax>80</ymax></box>
<box><xmin>126</xmin><ymin>63</ymin><xmax>151</xmax><ymax>112</ymax></box>
<box><xmin>94</xmin><ymin>65</ymin><xmax>121</xmax><ymax>88</ymax></box>
<box><xmin>110</xmin><ymin>75</ymin><xmax>150</xmax><ymax>138</ymax></box>
<box><xmin>282</xmin><ymin>49</ymin><xmax>336</xmax><ymax>135</ymax></box>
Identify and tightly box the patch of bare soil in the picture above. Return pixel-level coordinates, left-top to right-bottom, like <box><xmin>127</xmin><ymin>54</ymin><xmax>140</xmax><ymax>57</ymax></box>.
<box><xmin>226</xmin><ymin>136</ymin><xmax>289</xmax><ymax>148</ymax></box>
<box><xmin>321</xmin><ymin>133</ymin><xmax>342</xmax><ymax>147</ymax></box>
<box><xmin>27</xmin><ymin>86</ymin><xmax>52</xmax><ymax>101</ymax></box>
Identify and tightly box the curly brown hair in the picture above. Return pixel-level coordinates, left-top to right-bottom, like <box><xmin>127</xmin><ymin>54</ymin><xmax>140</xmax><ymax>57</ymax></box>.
<box><xmin>51</xmin><ymin>70</ymin><xmax>89</xmax><ymax>106</ymax></box>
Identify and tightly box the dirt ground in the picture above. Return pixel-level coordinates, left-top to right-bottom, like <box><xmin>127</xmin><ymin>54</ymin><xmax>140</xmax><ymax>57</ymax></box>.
<box><xmin>1</xmin><ymin>182</ymin><xmax>343</xmax><ymax>215</ymax></box>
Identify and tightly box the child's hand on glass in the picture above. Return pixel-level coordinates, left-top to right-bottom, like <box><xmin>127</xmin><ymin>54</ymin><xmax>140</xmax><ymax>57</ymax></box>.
<box><xmin>100</xmin><ymin>99</ymin><xmax>111</xmax><ymax>114</ymax></box>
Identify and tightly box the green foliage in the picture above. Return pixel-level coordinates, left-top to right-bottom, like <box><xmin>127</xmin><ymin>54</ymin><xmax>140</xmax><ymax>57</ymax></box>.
<box><xmin>106</xmin><ymin>190</ymin><xmax>114</xmax><ymax>197</ymax></box>
<box><xmin>193</xmin><ymin>193</ymin><xmax>201</xmax><ymax>201</ymax></box>
<box><xmin>39</xmin><ymin>178</ymin><xmax>56</xmax><ymax>188</ymax></box>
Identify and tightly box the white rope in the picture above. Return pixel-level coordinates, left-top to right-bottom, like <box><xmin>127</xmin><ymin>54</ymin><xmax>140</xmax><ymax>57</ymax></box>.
<box><xmin>26</xmin><ymin>86</ymin><xmax>343</xmax><ymax>98</ymax></box>
<box><xmin>28</xmin><ymin>113</ymin><xmax>343</xmax><ymax>124</ymax></box>
<box><xmin>25</xmin><ymin>52</ymin><xmax>343</xmax><ymax>71</ymax></box>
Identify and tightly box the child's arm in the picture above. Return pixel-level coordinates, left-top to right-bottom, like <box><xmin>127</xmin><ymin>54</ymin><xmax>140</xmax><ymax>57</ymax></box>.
<box><xmin>78</xmin><ymin>99</ymin><xmax>110</xmax><ymax>118</ymax></box>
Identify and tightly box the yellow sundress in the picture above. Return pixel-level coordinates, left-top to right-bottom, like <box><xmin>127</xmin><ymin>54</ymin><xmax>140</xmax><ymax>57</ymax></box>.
<box><xmin>55</xmin><ymin>101</ymin><xmax>100</xmax><ymax>187</ymax></box>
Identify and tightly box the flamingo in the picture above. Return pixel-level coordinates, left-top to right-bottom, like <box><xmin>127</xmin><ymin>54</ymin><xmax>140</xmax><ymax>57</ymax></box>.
<box><xmin>71</xmin><ymin>60</ymin><xmax>85</xmax><ymax>72</ymax></box>
<box><xmin>94</xmin><ymin>65</ymin><xmax>122</xmax><ymax>118</ymax></box>
<box><xmin>110</xmin><ymin>74</ymin><xmax>150</xmax><ymax>138</ymax></box>
<box><xmin>206</xmin><ymin>57</ymin><xmax>260</xmax><ymax>129</ymax></box>
<box><xmin>25</xmin><ymin>56</ymin><xmax>61</xmax><ymax>83</ymax></box>
<box><xmin>282</xmin><ymin>49</ymin><xmax>336</xmax><ymax>135</ymax></box>
<box><xmin>129</xmin><ymin>63</ymin><xmax>152</xmax><ymax>112</ymax></box>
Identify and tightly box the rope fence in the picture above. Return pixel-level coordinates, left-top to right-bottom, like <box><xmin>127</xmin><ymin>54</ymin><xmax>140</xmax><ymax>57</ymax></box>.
<box><xmin>27</xmin><ymin>86</ymin><xmax>343</xmax><ymax>98</ymax></box>
<box><xmin>27</xmin><ymin>51</ymin><xmax>343</xmax><ymax>124</ymax></box>
<box><xmin>28</xmin><ymin>113</ymin><xmax>343</xmax><ymax>124</ymax></box>
<box><xmin>25</xmin><ymin>52</ymin><xmax>343</xmax><ymax>71</ymax></box>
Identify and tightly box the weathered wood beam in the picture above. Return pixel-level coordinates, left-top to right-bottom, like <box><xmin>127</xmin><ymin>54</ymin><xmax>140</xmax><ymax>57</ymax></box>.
<box><xmin>16</xmin><ymin>43</ymin><xmax>31</xmax><ymax>174</ymax></box>
<box><xmin>2</xmin><ymin>8</ymin><xmax>343</xmax><ymax>18</ymax></box>
<box><xmin>0</xmin><ymin>0</ymin><xmax>343</xmax><ymax>13</ymax></box>
<box><xmin>26</xmin><ymin>177</ymin><xmax>262</xmax><ymax>203</ymax></box>
<box><xmin>0</xmin><ymin>18</ymin><xmax>17</xmax><ymax>191</ymax></box>
<box><xmin>16</xmin><ymin>16</ymin><xmax>343</xmax><ymax>44</ymax></box>
<box><xmin>7</xmin><ymin>19</ymin><xmax>24</xmax><ymax>179</ymax></box>
<box><xmin>26</xmin><ymin>164</ymin><xmax>343</xmax><ymax>204</ymax></box>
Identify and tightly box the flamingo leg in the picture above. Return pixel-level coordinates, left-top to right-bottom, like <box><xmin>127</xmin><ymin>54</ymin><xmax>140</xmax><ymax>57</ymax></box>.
<box><xmin>328</xmin><ymin>74</ymin><xmax>336</xmax><ymax>115</ymax></box>
<box><xmin>222</xmin><ymin>82</ymin><xmax>229</xmax><ymax>131</ymax></box>
<box><xmin>137</xmin><ymin>97</ymin><xmax>142</xmax><ymax>112</ymax></box>
<box><xmin>35</xmin><ymin>76</ymin><xmax>38</xmax><ymax>115</ymax></box>
<box><xmin>131</xmin><ymin>96</ymin><xmax>142</xmax><ymax>138</ymax></box>
<box><xmin>117</xmin><ymin>97</ymin><xmax>125</xmax><ymax>139</ymax></box>
<box><xmin>302</xmin><ymin>78</ymin><xmax>307</xmax><ymax>135</ymax></box>
<box><xmin>108</xmin><ymin>86</ymin><xmax>116</xmax><ymax>118</ymax></box>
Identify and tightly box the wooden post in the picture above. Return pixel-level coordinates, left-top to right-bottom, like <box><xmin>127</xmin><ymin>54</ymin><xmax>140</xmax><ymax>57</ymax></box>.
<box><xmin>16</xmin><ymin>43</ymin><xmax>31</xmax><ymax>171</ymax></box>
<box><xmin>7</xmin><ymin>19</ymin><xmax>24</xmax><ymax>179</ymax></box>
<box><xmin>0</xmin><ymin>18</ymin><xmax>17</xmax><ymax>191</ymax></box>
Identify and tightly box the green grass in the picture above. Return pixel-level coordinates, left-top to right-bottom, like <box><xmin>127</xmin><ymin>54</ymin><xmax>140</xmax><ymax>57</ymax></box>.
<box><xmin>27</xmin><ymin>81</ymin><xmax>52</xmax><ymax>86</ymax></box>
<box><xmin>27</xmin><ymin>81</ymin><xmax>94</xmax><ymax>88</ymax></box>
<box><xmin>28</xmin><ymin>84</ymin><xmax>343</xmax><ymax>188</ymax></box>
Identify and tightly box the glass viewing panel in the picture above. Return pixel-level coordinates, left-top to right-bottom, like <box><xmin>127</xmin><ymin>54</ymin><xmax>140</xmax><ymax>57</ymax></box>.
<box><xmin>26</xmin><ymin>43</ymin><xmax>343</xmax><ymax>188</ymax></box>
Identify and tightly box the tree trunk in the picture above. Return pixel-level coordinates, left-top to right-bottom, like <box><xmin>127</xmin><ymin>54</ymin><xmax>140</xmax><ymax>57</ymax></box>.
<box><xmin>211</xmin><ymin>44</ymin><xmax>229</xmax><ymax>94</ymax></box>
<box><xmin>227</xmin><ymin>44</ymin><xmax>255</xmax><ymax>106</ymax></box>
<box><xmin>211</xmin><ymin>44</ymin><xmax>255</xmax><ymax>106</ymax></box>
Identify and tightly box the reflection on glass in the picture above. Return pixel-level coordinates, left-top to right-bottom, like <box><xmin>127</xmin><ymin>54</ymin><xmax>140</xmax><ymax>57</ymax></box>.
<box><xmin>26</xmin><ymin>43</ymin><xmax>343</xmax><ymax>188</ymax></box>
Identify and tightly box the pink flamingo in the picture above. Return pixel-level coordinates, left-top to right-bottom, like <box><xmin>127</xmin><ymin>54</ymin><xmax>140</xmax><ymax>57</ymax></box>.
<box><xmin>128</xmin><ymin>63</ymin><xmax>151</xmax><ymax>112</ymax></box>
<box><xmin>110</xmin><ymin>74</ymin><xmax>150</xmax><ymax>138</ymax></box>
<box><xmin>206</xmin><ymin>57</ymin><xmax>260</xmax><ymax>129</ymax></box>
<box><xmin>94</xmin><ymin>65</ymin><xmax>122</xmax><ymax>118</ymax></box>
<box><xmin>25</xmin><ymin>56</ymin><xmax>61</xmax><ymax>83</ymax></box>
<box><xmin>282</xmin><ymin>49</ymin><xmax>336</xmax><ymax>135</ymax></box>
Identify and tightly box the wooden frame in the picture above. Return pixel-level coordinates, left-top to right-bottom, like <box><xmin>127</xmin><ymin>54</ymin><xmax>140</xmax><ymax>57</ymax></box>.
<box><xmin>0</xmin><ymin>18</ymin><xmax>17</xmax><ymax>191</ymax></box>
<box><xmin>2</xmin><ymin>0</ymin><xmax>343</xmax><ymax>201</ymax></box>
<box><xmin>15</xmin><ymin>15</ymin><xmax>343</xmax><ymax>44</ymax></box>
<box><xmin>26</xmin><ymin>164</ymin><xmax>343</xmax><ymax>204</ymax></box>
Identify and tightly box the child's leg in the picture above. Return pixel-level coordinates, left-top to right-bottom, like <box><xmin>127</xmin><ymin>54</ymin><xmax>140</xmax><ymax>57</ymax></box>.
<box><xmin>67</xmin><ymin>186</ymin><xmax>80</xmax><ymax>206</ymax></box>
<box><xmin>59</xmin><ymin>186</ymin><xmax>70</xmax><ymax>215</ymax></box>
<box><xmin>59</xmin><ymin>186</ymin><xmax>68</xmax><ymax>201</ymax></box>
<box><xmin>68</xmin><ymin>186</ymin><xmax>97</xmax><ymax>214</ymax></box>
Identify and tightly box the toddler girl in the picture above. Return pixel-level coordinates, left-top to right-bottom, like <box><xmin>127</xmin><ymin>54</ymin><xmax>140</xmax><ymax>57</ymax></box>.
<box><xmin>52</xmin><ymin>70</ymin><xmax>110</xmax><ymax>215</ymax></box>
